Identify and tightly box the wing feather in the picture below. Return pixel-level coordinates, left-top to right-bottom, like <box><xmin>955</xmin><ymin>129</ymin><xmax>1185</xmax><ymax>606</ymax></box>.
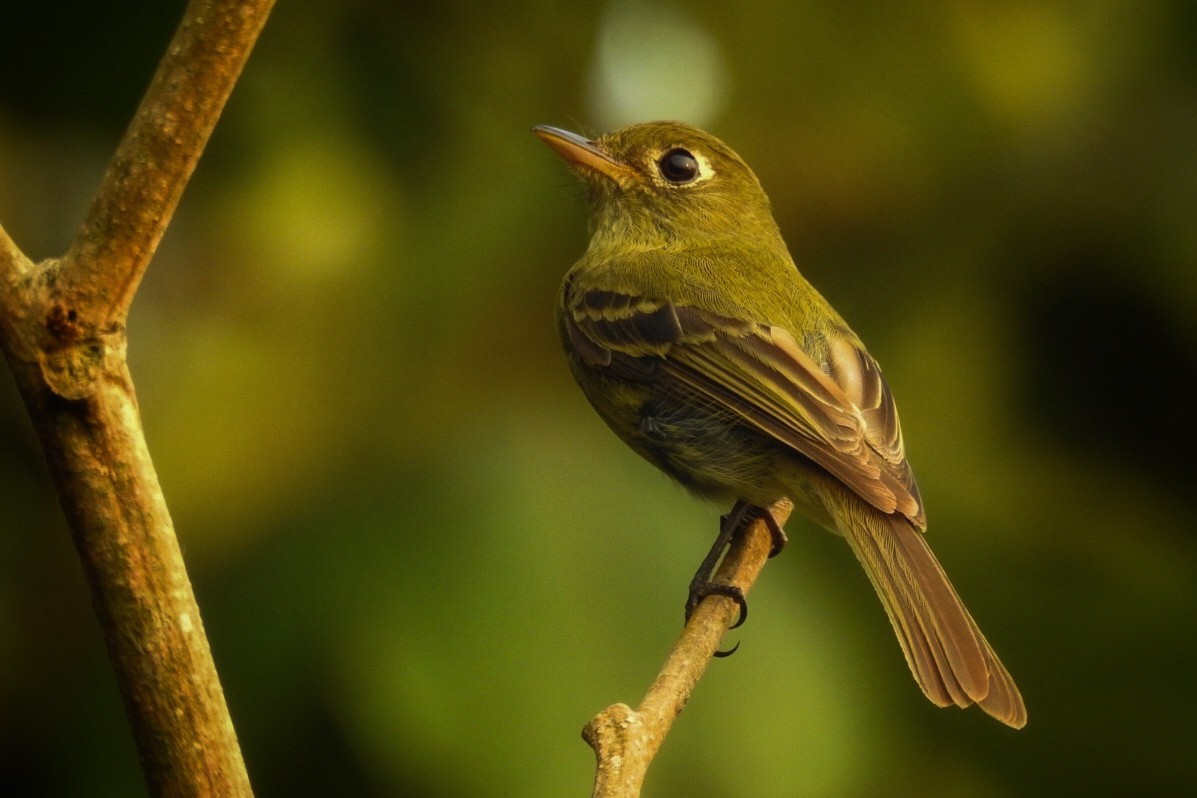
<box><xmin>565</xmin><ymin>287</ymin><xmax>924</xmax><ymax>525</ymax></box>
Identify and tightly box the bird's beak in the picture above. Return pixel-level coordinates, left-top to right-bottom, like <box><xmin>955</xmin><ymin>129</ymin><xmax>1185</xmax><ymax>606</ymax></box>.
<box><xmin>533</xmin><ymin>125</ymin><xmax>632</xmax><ymax>184</ymax></box>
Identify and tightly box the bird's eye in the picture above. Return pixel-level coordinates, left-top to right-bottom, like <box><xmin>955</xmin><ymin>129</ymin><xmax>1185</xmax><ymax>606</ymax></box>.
<box><xmin>657</xmin><ymin>148</ymin><xmax>699</xmax><ymax>184</ymax></box>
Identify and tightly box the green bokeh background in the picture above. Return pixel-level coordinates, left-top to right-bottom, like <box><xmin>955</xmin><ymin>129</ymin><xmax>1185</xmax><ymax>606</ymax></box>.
<box><xmin>2</xmin><ymin>1</ymin><xmax>1195</xmax><ymax>795</ymax></box>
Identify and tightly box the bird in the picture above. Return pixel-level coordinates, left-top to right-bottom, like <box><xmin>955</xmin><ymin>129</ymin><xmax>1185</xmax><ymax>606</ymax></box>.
<box><xmin>533</xmin><ymin>120</ymin><xmax>1026</xmax><ymax>728</ymax></box>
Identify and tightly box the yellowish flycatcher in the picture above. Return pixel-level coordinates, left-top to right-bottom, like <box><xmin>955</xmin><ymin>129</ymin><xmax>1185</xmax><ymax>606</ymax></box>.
<box><xmin>534</xmin><ymin>121</ymin><xmax>1025</xmax><ymax>728</ymax></box>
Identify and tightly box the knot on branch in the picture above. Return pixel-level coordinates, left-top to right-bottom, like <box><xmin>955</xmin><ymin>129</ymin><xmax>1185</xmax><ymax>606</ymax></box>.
<box><xmin>37</xmin><ymin>304</ymin><xmax>126</xmax><ymax>401</ymax></box>
<box><xmin>38</xmin><ymin>341</ymin><xmax>108</xmax><ymax>400</ymax></box>
<box><xmin>46</xmin><ymin>303</ymin><xmax>85</xmax><ymax>341</ymax></box>
<box><xmin>583</xmin><ymin>703</ymin><xmax>647</xmax><ymax>796</ymax></box>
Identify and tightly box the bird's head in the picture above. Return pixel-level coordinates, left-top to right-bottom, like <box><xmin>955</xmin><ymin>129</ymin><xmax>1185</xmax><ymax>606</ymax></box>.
<box><xmin>534</xmin><ymin>121</ymin><xmax>780</xmax><ymax>253</ymax></box>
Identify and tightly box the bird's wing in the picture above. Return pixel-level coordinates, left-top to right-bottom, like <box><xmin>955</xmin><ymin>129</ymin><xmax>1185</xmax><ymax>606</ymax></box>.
<box><xmin>563</xmin><ymin>287</ymin><xmax>925</xmax><ymax>527</ymax></box>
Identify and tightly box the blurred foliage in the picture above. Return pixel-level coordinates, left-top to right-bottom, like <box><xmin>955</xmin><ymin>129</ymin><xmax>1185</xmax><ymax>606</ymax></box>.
<box><xmin>2</xmin><ymin>1</ymin><xmax>1196</xmax><ymax>795</ymax></box>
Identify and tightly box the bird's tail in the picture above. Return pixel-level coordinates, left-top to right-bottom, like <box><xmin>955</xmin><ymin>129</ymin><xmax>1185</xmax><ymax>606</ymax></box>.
<box><xmin>825</xmin><ymin>489</ymin><xmax>1027</xmax><ymax>728</ymax></box>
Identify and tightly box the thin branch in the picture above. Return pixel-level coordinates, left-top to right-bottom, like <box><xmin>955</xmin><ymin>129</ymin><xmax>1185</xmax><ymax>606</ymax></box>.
<box><xmin>583</xmin><ymin>499</ymin><xmax>794</xmax><ymax>797</ymax></box>
<box><xmin>66</xmin><ymin>0</ymin><xmax>276</xmax><ymax>325</ymax></box>
<box><xmin>0</xmin><ymin>1</ymin><xmax>275</xmax><ymax>794</ymax></box>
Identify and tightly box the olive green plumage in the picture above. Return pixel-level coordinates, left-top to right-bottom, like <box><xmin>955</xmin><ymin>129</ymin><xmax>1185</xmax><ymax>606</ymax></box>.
<box><xmin>535</xmin><ymin>120</ymin><xmax>1026</xmax><ymax>728</ymax></box>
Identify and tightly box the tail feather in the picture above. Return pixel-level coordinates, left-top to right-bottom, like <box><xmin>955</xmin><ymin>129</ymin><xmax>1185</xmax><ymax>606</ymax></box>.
<box><xmin>849</xmin><ymin>518</ymin><xmax>960</xmax><ymax>707</ymax></box>
<box><xmin>827</xmin><ymin>489</ymin><xmax>1027</xmax><ymax>728</ymax></box>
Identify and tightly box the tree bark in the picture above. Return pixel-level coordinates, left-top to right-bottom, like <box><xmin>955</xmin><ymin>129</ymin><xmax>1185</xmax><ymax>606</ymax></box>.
<box><xmin>0</xmin><ymin>0</ymin><xmax>275</xmax><ymax>793</ymax></box>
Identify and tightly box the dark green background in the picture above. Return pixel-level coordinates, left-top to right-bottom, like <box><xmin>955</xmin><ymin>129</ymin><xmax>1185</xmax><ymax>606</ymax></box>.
<box><xmin>2</xmin><ymin>1</ymin><xmax>1194</xmax><ymax>795</ymax></box>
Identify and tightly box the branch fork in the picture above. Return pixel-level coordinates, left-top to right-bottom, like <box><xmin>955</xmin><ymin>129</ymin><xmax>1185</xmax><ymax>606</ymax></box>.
<box><xmin>0</xmin><ymin>1</ymin><xmax>275</xmax><ymax>794</ymax></box>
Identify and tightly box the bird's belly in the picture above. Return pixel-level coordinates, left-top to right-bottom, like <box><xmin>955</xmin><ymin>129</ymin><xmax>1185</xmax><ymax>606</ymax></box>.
<box><xmin>583</xmin><ymin>375</ymin><xmax>790</xmax><ymax>507</ymax></box>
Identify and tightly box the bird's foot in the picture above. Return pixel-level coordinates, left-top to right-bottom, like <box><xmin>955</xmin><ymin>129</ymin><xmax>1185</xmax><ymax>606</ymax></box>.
<box><xmin>684</xmin><ymin>500</ymin><xmax>781</xmax><ymax>656</ymax></box>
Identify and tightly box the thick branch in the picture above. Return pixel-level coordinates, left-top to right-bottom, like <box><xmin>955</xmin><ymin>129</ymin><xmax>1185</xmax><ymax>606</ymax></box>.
<box><xmin>0</xmin><ymin>1</ymin><xmax>275</xmax><ymax>794</ymax></box>
<box><xmin>583</xmin><ymin>499</ymin><xmax>794</xmax><ymax>797</ymax></box>
<box><xmin>7</xmin><ymin>350</ymin><xmax>254</xmax><ymax>797</ymax></box>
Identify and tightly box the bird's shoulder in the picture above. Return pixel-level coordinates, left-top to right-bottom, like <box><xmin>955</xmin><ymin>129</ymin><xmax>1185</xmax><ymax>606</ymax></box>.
<box><xmin>562</xmin><ymin>244</ymin><xmax>806</xmax><ymax>325</ymax></box>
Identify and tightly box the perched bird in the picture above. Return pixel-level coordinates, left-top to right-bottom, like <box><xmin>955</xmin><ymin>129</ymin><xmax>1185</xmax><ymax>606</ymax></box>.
<box><xmin>533</xmin><ymin>120</ymin><xmax>1026</xmax><ymax>728</ymax></box>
